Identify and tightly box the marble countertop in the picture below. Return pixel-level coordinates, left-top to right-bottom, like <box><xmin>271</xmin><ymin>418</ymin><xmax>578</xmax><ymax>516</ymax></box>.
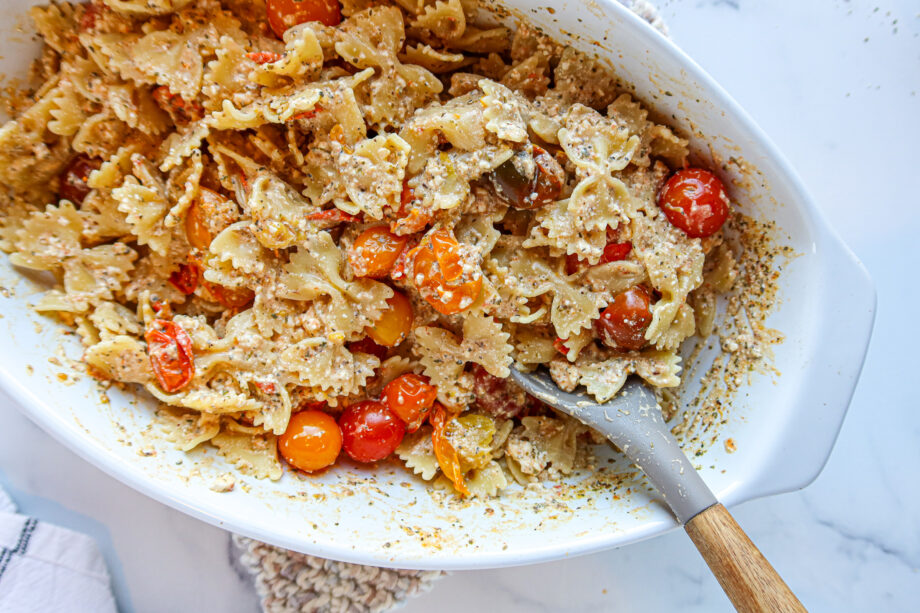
<box><xmin>1</xmin><ymin>1</ymin><xmax>917</xmax><ymax>611</ymax></box>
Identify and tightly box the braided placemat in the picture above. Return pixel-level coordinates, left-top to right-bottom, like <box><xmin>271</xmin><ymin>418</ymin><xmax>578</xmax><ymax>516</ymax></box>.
<box><xmin>233</xmin><ymin>3</ymin><xmax>666</xmax><ymax>611</ymax></box>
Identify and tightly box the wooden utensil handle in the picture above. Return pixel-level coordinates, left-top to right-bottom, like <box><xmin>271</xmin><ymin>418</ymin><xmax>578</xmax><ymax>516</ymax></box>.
<box><xmin>685</xmin><ymin>504</ymin><xmax>807</xmax><ymax>613</ymax></box>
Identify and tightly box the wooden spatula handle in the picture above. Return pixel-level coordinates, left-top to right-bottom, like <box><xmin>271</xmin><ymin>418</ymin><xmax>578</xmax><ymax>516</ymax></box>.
<box><xmin>685</xmin><ymin>504</ymin><xmax>806</xmax><ymax>612</ymax></box>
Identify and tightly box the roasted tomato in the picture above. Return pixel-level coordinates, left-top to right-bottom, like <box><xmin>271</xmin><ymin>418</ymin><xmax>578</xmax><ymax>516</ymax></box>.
<box><xmin>278</xmin><ymin>410</ymin><xmax>342</xmax><ymax>472</ymax></box>
<box><xmin>382</xmin><ymin>373</ymin><xmax>438</xmax><ymax>432</ymax></box>
<box><xmin>408</xmin><ymin>228</ymin><xmax>482</xmax><ymax>315</ymax></box>
<box><xmin>339</xmin><ymin>400</ymin><xmax>405</xmax><ymax>463</ymax></box>
<box><xmin>594</xmin><ymin>285</ymin><xmax>653</xmax><ymax>351</ymax></box>
<box><xmin>201</xmin><ymin>282</ymin><xmax>255</xmax><ymax>309</ymax></box>
<box><xmin>490</xmin><ymin>145</ymin><xmax>564</xmax><ymax>210</ymax></box>
<box><xmin>246</xmin><ymin>51</ymin><xmax>282</xmax><ymax>64</ymax></box>
<box><xmin>266</xmin><ymin>0</ymin><xmax>341</xmax><ymax>38</ymax></box>
<box><xmin>347</xmin><ymin>337</ymin><xmax>388</xmax><ymax>362</ymax></box>
<box><xmin>145</xmin><ymin>319</ymin><xmax>195</xmax><ymax>392</ymax></box>
<box><xmin>365</xmin><ymin>289</ymin><xmax>413</xmax><ymax>347</ymax></box>
<box><xmin>59</xmin><ymin>155</ymin><xmax>101</xmax><ymax>205</ymax></box>
<box><xmin>657</xmin><ymin>168</ymin><xmax>730</xmax><ymax>238</ymax></box>
<box><xmin>348</xmin><ymin>226</ymin><xmax>410</xmax><ymax>278</ymax></box>
<box><xmin>565</xmin><ymin>241</ymin><xmax>633</xmax><ymax>275</ymax></box>
<box><xmin>430</xmin><ymin>403</ymin><xmax>469</xmax><ymax>496</ymax></box>
<box><xmin>185</xmin><ymin>187</ymin><xmax>239</xmax><ymax>250</ymax></box>
<box><xmin>391</xmin><ymin>179</ymin><xmax>434</xmax><ymax>235</ymax></box>
<box><xmin>168</xmin><ymin>263</ymin><xmax>200</xmax><ymax>295</ymax></box>
<box><xmin>470</xmin><ymin>364</ymin><xmax>530</xmax><ymax>419</ymax></box>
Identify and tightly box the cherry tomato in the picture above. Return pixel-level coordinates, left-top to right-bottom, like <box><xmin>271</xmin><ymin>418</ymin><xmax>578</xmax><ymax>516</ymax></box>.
<box><xmin>338</xmin><ymin>400</ymin><xmax>405</xmax><ymax>463</ymax></box>
<box><xmin>185</xmin><ymin>187</ymin><xmax>238</xmax><ymax>250</ymax></box>
<box><xmin>246</xmin><ymin>51</ymin><xmax>282</xmax><ymax>64</ymax></box>
<box><xmin>430</xmin><ymin>403</ymin><xmax>469</xmax><ymax>497</ymax></box>
<box><xmin>594</xmin><ymin>285</ymin><xmax>653</xmax><ymax>351</ymax></box>
<box><xmin>278</xmin><ymin>410</ymin><xmax>342</xmax><ymax>472</ymax></box>
<box><xmin>565</xmin><ymin>241</ymin><xmax>633</xmax><ymax>275</ymax></box>
<box><xmin>348</xmin><ymin>226</ymin><xmax>410</xmax><ymax>279</ymax></box>
<box><xmin>365</xmin><ymin>289</ymin><xmax>413</xmax><ymax>347</ymax></box>
<box><xmin>347</xmin><ymin>337</ymin><xmax>388</xmax><ymax>362</ymax></box>
<box><xmin>152</xmin><ymin>86</ymin><xmax>204</xmax><ymax>122</ymax></box>
<box><xmin>391</xmin><ymin>180</ymin><xmax>434</xmax><ymax>235</ymax></box>
<box><xmin>145</xmin><ymin>319</ymin><xmax>195</xmax><ymax>392</ymax></box>
<box><xmin>168</xmin><ymin>262</ymin><xmax>200</xmax><ymax>295</ymax></box>
<box><xmin>201</xmin><ymin>281</ymin><xmax>255</xmax><ymax>309</ymax></box>
<box><xmin>59</xmin><ymin>155</ymin><xmax>101</xmax><ymax>205</ymax></box>
<box><xmin>266</xmin><ymin>0</ymin><xmax>341</xmax><ymax>38</ymax></box>
<box><xmin>408</xmin><ymin>228</ymin><xmax>482</xmax><ymax>315</ymax></box>
<box><xmin>306</xmin><ymin>208</ymin><xmax>360</xmax><ymax>223</ymax></box>
<box><xmin>382</xmin><ymin>373</ymin><xmax>437</xmax><ymax>432</ymax></box>
<box><xmin>657</xmin><ymin>168</ymin><xmax>730</xmax><ymax>238</ymax></box>
<box><xmin>470</xmin><ymin>364</ymin><xmax>528</xmax><ymax>419</ymax></box>
<box><xmin>490</xmin><ymin>145</ymin><xmax>564</xmax><ymax>210</ymax></box>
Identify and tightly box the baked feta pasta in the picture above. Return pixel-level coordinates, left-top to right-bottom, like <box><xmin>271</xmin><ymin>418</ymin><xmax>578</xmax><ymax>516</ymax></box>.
<box><xmin>0</xmin><ymin>0</ymin><xmax>736</xmax><ymax>497</ymax></box>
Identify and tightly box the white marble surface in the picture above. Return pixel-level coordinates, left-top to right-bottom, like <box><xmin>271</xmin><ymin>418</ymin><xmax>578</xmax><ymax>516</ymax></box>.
<box><xmin>1</xmin><ymin>1</ymin><xmax>918</xmax><ymax>611</ymax></box>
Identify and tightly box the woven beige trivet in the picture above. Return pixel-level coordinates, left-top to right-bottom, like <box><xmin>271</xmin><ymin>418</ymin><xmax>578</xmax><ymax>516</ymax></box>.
<box><xmin>233</xmin><ymin>3</ymin><xmax>666</xmax><ymax>612</ymax></box>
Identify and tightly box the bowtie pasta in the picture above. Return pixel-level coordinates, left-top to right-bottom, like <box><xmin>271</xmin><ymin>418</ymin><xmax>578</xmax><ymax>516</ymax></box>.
<box><xmin>0</xmin><ymin>0</ymin><xmax>738</xmax><ymax>498</ymax></box>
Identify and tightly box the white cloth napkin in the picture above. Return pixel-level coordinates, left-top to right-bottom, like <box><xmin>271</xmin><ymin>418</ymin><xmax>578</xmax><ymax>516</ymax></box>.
<box><xmin>0</xmin><ymin>485</ymin><xmax>116</xmax><ymax>613</ymax></box>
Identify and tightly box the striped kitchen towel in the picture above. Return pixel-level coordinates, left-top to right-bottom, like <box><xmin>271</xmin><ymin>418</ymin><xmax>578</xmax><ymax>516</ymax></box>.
<box><xmin>0</xmin><ymin>486</ymin><xmax>116</xmax><ymax>613</ymax></box>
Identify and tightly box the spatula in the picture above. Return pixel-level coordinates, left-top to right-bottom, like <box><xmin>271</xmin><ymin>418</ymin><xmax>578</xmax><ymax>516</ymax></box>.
<box><xmin>508</xmin><ymin>368</ymin><xmax>807</xmax><ymax>613</ymax></box>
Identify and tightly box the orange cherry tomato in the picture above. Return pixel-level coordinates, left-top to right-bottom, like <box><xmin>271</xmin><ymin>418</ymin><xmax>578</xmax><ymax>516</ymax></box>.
<box><xmin>430</xmin><ymin>403</ymin><xmax>469</xmax><ymax>497</ymax></box>
<box><xmin>408</xmin><ymin>228</ymin><xmax>482</xmax><ymax>315</ymax></box>
<box><xmin>594</xmin><ymin>286</ymin><xmax>653</xmax><ymax>351</ymax></box>
<box><xmin>185</xmin><ymin>187</ymin><xmax>238</xmax><ymax>250</ymax></box>
<box><xmin>306</xmin><ymin>208</ymin><xmax>360</xmax><ymax>223</ymax></box>
<box><xmin>565</xmin><ymin>241</ymin><xmax>632</xmax><ymax>275</ymax></box>
<box><xmin>338</xmin><ymin>400</ymin><xmax>405</xmax><ymax>463</ymax></box>
<box><xmin>658</xmin><ymin>168</ymin><xmax>730</xmax><ymax>238</ymax></box>
<box><xmin>278</xmin><ymin>410</ymin><xmax>343</xmax><ymax>472</ymax></box>
<box><xmin>201</xmin><ymin>281</ymin><xmax>255</xmax><ymax>309</ymax></box>
<box><xmin>145</xmin><ymin>319</ymin><xmax>195</xmax><ymax>392</ymax></box>
<box><xmin>365</xmin><ymin>289</ymin><xmax>413</xmax><ymax>347</ymax></box>
<box><xmin>266</xmin><ymin>0</ymin><xmax>341</xmax><ymax>38</ymax></box>
<box><xmin>382</xmin><ymin>373</ymin><xmax>437</xmax><ymax>432</ymax></box>
<box><xmin>59</xmin><ymin>154</ymin><xmax>101</xmax><ymax>205</ymax></box>
<box><xmin>348</xmin><ymin>226</ymin><xmax>410</xmax><ymax>279</ymax></box>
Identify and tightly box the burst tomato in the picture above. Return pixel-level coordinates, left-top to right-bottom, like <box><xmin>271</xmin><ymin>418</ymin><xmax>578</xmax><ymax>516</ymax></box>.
<box><xmin>59</xmin><ymin>155</ymin><xmax>101</xmax><ymax>205</ymax></box>
<box><xmin>145</xmin><ymin>319</ymin><xmax>195</xmax><ymax>392</ymax></box>
<box><xmin>430</xmin><ymin>403</ymin><xmax>469</xmax><ymax>497</ymax></box>
<box><xmin>347</xmin><ymin>337</ymin><xmax>388</xmax><ymax>362</ymax></box>
<box><xmin>382</xmin><ymin>373</ymin><xmax>437</xmax><ymax>432</ymax></box>
<box><xmin>365</xmin><ymin>290</ymin><xmax>413</xmax><ymax>347</ymax></box>
<box><xmin>565</xmin><ymin>241</ymin><xmax>632</xmax><ymax>275</ymax></box>
<box><xmin>658</xmin><ymin>168</ymin><xmax>730</xmax><ymax>238</ymax></box>
<box><xmin>490</xmin><ymin>145</ymin><xmax>564</xmax><ymax>210</ymax></box>
<box><xmin>408</xmin><ymin>228</ymin><xmax>482</xmax><ymax>315</ymax></box>
<box><xmin>338</xmin><ymin>400</ymin><xmax>405</xmax><ymax>463</ymax></box>
<box><xmin>168</xmin><ymin>263</ymin><xmax>200</xmax><ymax>295</ymax></box>
<box><xmin>278</xmin><ymin>410</ymin><xmax>342</xmax><ymax>472</ymax></box>
<box><xmin>594</xmin><ymin>286</ymin><xmax>653</xmax><ymax>351</ymax></box>
<box><xmin>348</xmin><ymin>226</ymin><xmax>410</xmax><ymax>278</ymax></box>
<box><xmin>266</xmin><ymin>0</ymin><xmax>341</xmax><ymax>38</ymax></box>
<box><xmin>185</xmin><ymin>187</ymin><xmax>238</xmax><ymax>250</ymax></box>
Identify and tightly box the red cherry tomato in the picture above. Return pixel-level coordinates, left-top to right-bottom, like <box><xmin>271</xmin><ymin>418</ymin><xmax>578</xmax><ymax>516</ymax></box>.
<box><xmin>266</xmin><ymin>0</ymin><xmax>341</xmax><ymax>38</ymax></box>
<box><xmin>594</xmin><ymin>286</ymin><xmax>653</xmax><ymax>351</ymax></box>
<box><xmin>657</xmin><ymin>168</ymin><xmax>730</xmax><ymax>238</ymax></box>
<box><xmin>59</xmin><ymin>155</ymin><xmax>101</xmax><ymax>205</ymax></box>
<box><xmin>278</xmin><ymin>410</ymin><xmax>342</xmax><ymax>472</ymax></box>
<box><xmin>339</xmin><ymin>400</ymin><xmax>405</xmax><ymax>463</ymax></box>
<box><xmin>470</xmin><ymin>364</ymin><xmax>528</xmax><ymax>419</ymax></box>
<box><xmin>168</xmin><ymin>262</ymin><xmax>200</xmax><ymax>295</ymax></box>
<box><xmin>348</xmin><ymin>226</ymin><xmax>410</xmax><ymax>278</ymax></box>
<box><xmin>565</xmin><ymin>241</ymin><xmax>633</xmax><ymax>275</ymax></box>
<box><xmin>145</xmin><ymin>319</ymin><xmax>195</xmax><ymax>392</ymax></box>
<box><xmin>347</xmin><ymin>337</ymin><xmax>388</xmax><ymax>362</ymax></box>
<box><xmin>382</xmin><ymin>373</ymin><xmax>438</xmax><ymax>432</ymax></box>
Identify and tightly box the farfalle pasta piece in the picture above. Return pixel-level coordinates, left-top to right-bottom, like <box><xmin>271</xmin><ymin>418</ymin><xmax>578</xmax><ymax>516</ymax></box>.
<box><xmin>337</xmin><ymin>133</ymin><xmax>410</xmax><ymax>220</ymax></box>
<box><xmin>410</xmin><ymin>0</ymin><xmax>466</xmax><ymax>40</ymax></box>
<box><xmin>280</xmin><ymin>338</ymin><xmax>379</xmax><ymax>398</ymax></box>
<box><xmin>607</xmin><ymin>94</ymin><xmax>689</xmax><ymax>169</ymax></box>
<box><xmin>250</xmin><ymin>24</ymin><xmax>324</xmax><ymax>87</ymax></box>
<box><xmin>156</xmin><ymin>407</ymin><xmax>221</xmax><ymax>452</ymax></box>
<box><xmin>480</xmin><ymin>80</ymin><xmax>529</xmax><ymax>143</ymax></box>
<box><xmin>335</xmin><ymin>6</ymin><xmax>442</xmax><ymax>128</ymax></box>
<box><xmin>399</xmin><ymin>44</ymin><xmax>471</xmax><ymax>73</ymax></box>
<box><xmin>9</xmin><ymin>202</ymin><xmax>83</xmax><ymax>270</ymax></box>
<box><xmin>568</xmin><ymin>349</ymin><xmax>682</xmax><ymax>402</ymax></box>
<box><xmin>29</xmin><ymin>2</ymin><xmax>84</xmax><ymax>55</ymax></box>
<box><xmin>102</xmin><ymin>0</ymin><xmax>195</xmax><ymax>15</ymax></box>
<box><xmin>83</xmin><ymin>335</ymin><xmax>151</xmax><ymax>385</ymax></box>
<box><xmin>210</xmin><ymin>428</ymin><xmax>283</xmax><ymax>481</ymax></box>
<box><xmin>396</xmin><ymin>426</ymin><xmax>439</xmax><ymax>480</ymax></box>
<box><xmin>114</xmin><ymin>174</ymin><xmax>172</xmax><ymax>256</ymax></box>
<box><xmin>465</xmin><ymin>461</ymin><xmax>509</xmax><ymax>498</ymax></box>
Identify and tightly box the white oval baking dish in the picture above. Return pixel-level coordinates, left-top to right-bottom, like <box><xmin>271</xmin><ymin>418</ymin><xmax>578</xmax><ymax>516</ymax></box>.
<box><xmin>0</xmin><ymin>0</ymin><xmax>874</xmax><ymax>569</ymax></box>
